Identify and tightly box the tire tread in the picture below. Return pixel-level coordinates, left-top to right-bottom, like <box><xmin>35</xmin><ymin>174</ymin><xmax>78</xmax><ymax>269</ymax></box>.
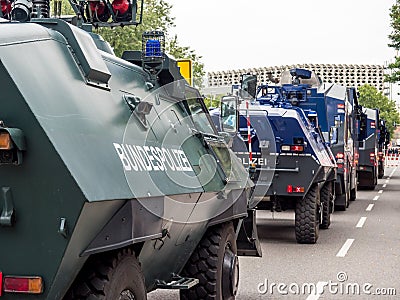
<box><xmin>180</xmin><ymin>223</ymin><xmax>235</xmax><ymax>300</ymax></box>
<box><xmin>295</xmin><ymin>184</ymin><xmax>319</xmax><ymax>244</ymax></box>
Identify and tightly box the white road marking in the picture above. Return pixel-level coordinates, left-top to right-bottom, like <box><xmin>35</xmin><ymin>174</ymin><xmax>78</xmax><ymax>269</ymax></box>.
<box><xmin>390</xmin><ymin>168</ymin><xmax>396</xmax><ymax>177</ymax></box>
<box><xmin>305</xmin><ymin>281</ymin><xmax>328</xmax><ymax>300</ymax></box>
<box><xmin>336</xmin><ymin>239</ymin><xmax>355</xmax><ymax>257</ymax></box>
<box><xmin>382</xmin><ymin>184</ymin><xmax>387</xmax><ymax>188</ymax></box>
<box><xmin>356</xmin><ymin>217</ymin><xmax>367</xmax><ymax>228</ymax></box>
<box><xmin>373</xmin><ymin>195</ymin><xmax>380</xmax><ymax>201</ymax></box>
<box><xmin>386</xmin><ymin>180</ymin><xmax>390</xmax><ymax>183</ymax></box>
<box><xmin>378</xmin><ymin>190</ymin><xmax>383</xmax><ymax>194</ymax></box>
<box><xmin>366</xmin><ymin>204</ymin><xmax>374</xmax><ymax>211</ymax></box>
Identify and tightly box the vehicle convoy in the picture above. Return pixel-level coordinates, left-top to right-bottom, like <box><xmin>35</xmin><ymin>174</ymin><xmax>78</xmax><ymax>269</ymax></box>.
<box><xmin>378</xmin><ymin>118</ymin><xmax>390</xmax><ymax>179</ymax></box>
<box><xmin>212</xmin><ymin>70</ymin><xmax>337</xmax><ymax>244</ymax></box>
<box><xmin>357</xmin><ymin>107</ymin><xmax>381</xmax><ymax>189</ymax></box>
<box><xmin>273</xmin><ymin>69</ymin><xmax>360</xmax><ymax>210</ymax></box>
<box><xmin>0</xmin><ymin>1</ymin><xmax>259</xmax><ymax>299</ymax></box>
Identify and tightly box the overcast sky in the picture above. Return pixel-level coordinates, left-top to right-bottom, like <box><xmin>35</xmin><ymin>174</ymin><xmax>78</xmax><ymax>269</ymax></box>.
<box><xmin>167</xmin><ymin>0</ymin><xmax>397</xmax><ymax>72</ymax></box>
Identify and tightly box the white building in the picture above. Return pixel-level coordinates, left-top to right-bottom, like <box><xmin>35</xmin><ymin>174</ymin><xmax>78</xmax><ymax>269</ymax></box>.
<box><xmin>207</xmin><ymin>63</ymin><xmax>385</xmax><ymax>94</ymax></box>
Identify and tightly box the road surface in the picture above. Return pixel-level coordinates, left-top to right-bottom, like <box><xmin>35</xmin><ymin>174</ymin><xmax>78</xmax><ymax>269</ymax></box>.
<box><xmin>149</xmin><ymin>166</ymin><xmax>400</xmax><ymax>299</ymax></box>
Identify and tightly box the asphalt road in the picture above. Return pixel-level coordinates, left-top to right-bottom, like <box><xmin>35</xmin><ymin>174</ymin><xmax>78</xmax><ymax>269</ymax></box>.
<box><xmin>149</xmin><ymin>166</ymin><xmax>400</xmax><ymax>299</ymax></box>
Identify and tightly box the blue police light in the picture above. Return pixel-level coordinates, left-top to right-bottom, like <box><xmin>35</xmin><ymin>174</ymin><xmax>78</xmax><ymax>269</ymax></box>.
<box><xmin>141</xmin><ymin>31</ymin><xmax>165</xmax><ymax>78</ymax></box>
<box><xmin>145</xmin><ymin>39</ymin><xmax>162</xmax><ymax>58</ymax></box>
<box><xmin>142</xmin><ymin>31</ymin><xmax>164</xmax><ymax>60</ymax></box>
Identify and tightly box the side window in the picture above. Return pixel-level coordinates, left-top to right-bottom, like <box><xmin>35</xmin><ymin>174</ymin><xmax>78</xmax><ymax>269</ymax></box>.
<box><xmin>185</xmin><ymin>87</ymin><xmax>216</xmax><ymax>135</ymax></box>
<box><xmin>208</xmin><ymin>140</ymin><xmax>233</xmax><ymax>179</ymax></box>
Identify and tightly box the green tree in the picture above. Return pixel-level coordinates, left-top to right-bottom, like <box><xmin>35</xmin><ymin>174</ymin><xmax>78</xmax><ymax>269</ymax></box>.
<box><xmin>386</xmin><ymin>0</ymin><xmax>400</xmax><ymax>82</ymax></box>
<box><xmin>358</xmin><ymin>84</ymin><xmax>400</xmax><ymax>135</ymax></box>
<box><xmin>166</xmin><ymin>35</ymin><xmax>205</xmax><ymax>88</ymax></box>
<box><xmin>95</xmin><ymin>0</ymin><xmax>174</xmax><ymax>56</ymax></box>
<box><xmin>202</xmin><ymin>96</ymin><xmax>221</xmax><ymax>109</ymax></box>
<box><xmin>60</xmin><ymin>0</ymin><xmax>74</xmax><ymax>15</ymax></box>
<box><xmin>58</xmin><ymin>0</ymin><xmax>205</xmax><ymax>86</ymax></box>
<box><xmin>93</xmin><ymin>0</ymin><xmax>204</xmax><ymax>85</ymax></box>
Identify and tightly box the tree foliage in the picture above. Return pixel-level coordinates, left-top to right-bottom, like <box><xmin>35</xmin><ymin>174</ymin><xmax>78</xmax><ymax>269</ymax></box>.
<box><xmin>166</xmin><ymin>35</ymin><xmax>205</xmax><ymax>88</ymax></box>
<box><xmin>358</xmin><ymin>84</ymin><xmax>400</xmax><ymax>135</ymax></box>
<box><xmin>386</xmin><ymin>0</ymin><xmax>400</xmax><ymax>82</ymax></box>
<box><xmin>92</xmin><ymin>0</ymin><xmax>205</xmax><ymax>86</ymax></box>
<box><xmin>202</xmin><ymin>96</ymin><xmax>220</xmax><ymax>109</ymax></box>
<box><xmin>59</xmin><ymin>0</ymin><xmax>205</xmax><ymax>86</ymax></box>
<box><xmin>95</xmin><ymin>0</ymin><xmax>174</xmax><ymax>56</ymax></box>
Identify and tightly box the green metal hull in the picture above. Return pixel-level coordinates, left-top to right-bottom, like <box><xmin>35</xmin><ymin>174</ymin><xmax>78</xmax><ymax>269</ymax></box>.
<box><xmin>0</xmin><ymin>20</ymin><xmax>249</xmax><ymax>299</ymax></box>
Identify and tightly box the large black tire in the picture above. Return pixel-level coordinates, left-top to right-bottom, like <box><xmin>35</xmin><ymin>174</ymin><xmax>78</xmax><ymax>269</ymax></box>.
<box><xmin>334</xmin><ymin>174</ymin><xmax>349</xmax><ymax>211</ymax></box>
<box><xmin>335</xmin><ymin>193</ymin><xmax>348</xmax><ymax>211</ymax></box>
<box><xmin>65</xmin><ymin>248</ymin><xmax>146</xmax><ymax>300</ymax></box>
<box><xmin>295</xmin><ymin>184</ymin><xmax>320</xmax><ymax>244</ymax></box>
<box><xmin>335</xmin><ymin>175</ymin><xmax>350</xmax><ymax>210</ymax></box>
<box><xmin>364</xmin><ymin>184</ymin><xmax>376</xmax><ymax>190</ymax></box>
<box><xmin>350</xmin><ymin>187</ymin><xmax>357</xmax><ymax>201</ymax></box>
<box><xmin>320</xmin><ymin>182</ymin><xmax>332</xmax><ymax>229</ymax></box>
<box><xmin>180</xmin><ymin>222</ymin><xmax>239</xmax><ymax>300</ymax></box>
<box><xmin>365</xmin><ymin>175</ymin><xmax>377</xmax><ymax>190</ymax></box>
<box><xmin>378</xmin><ymin>163</ymin><xmax>384</xmax><ymax>179</ymax></box>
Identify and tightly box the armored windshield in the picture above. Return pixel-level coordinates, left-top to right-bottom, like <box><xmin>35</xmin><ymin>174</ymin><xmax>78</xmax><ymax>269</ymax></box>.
<box><xmin>279</xmin><ymin>70</ymin><xmax>321</xmax><ymax>87</ymax></box>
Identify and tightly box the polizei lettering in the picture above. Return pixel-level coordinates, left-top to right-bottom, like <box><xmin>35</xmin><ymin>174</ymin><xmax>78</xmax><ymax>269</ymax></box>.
<box><xmin>113</xmin><ymin>143</ymin><xmax>193</xmax><ymax>172</ymax></box>
<box><xmin>241</xmin><ymin>157</ymin><xmax>268</xmax><ymax>166</ymax></box>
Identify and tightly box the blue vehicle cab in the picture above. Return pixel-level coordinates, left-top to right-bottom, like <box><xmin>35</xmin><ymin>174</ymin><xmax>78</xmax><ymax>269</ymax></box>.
<box><xmin>267</xmin><ymin>69</ymin><xmax>360</xmax><ymax>211</ymax></box>
<box><xmin>212</xmin><ymin>72</ymin><xmax>337</xmax><ymax>244</ymax></box>
<box><xmin>357</xmin><ymin>107</ymin><xmax>380</xmax><ymax>189</ymax></box>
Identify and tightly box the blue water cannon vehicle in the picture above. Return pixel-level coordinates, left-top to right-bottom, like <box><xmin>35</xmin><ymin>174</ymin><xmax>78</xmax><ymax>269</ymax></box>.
<box><xmin>212</xmin><ymin>73</ymin><xmax>337</xmax><ymax>244</ymax></box>
<box><xmin>272</xmin><ymin>69</ymin><xmax>360</xmax><ymax>210</ymax></box>
<box><xmin>357</xmin><ymin>107</ymin><xmax>381</xmax><ymax>189</ymax></box>
<box><xmin>378</xmin><ymin>118</ymin><xmax>391</xmax><ymax>178</ymax></box>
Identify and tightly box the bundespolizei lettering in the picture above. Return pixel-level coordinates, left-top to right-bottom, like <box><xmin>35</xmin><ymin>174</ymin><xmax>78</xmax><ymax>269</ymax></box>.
<box><xmin>113</xmin><ymin>143</ymin><xmax>193</xmax><ymax>172</ymax></box>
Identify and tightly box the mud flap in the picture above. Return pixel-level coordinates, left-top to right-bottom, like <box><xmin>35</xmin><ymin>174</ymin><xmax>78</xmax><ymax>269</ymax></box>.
<box><xmin>236</xmin><ymin>209</ymin><xmax>262</xmax><ymax>257</ymax></box>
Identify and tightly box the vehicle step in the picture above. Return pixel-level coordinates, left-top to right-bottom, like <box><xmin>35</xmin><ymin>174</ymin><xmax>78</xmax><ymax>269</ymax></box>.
<box><xmin>156</xmin><ymin>274</ymin><xmax>199</xmax><ymax>290</ymax></box>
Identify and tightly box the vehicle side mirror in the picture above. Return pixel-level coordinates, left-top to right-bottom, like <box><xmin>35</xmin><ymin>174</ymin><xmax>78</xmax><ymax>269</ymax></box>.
<box><xmin>360</xmin><ymin>114</ymin><xmax>367</xmax><ymax>130</ymax></box>
<box><xmin>220</xmin><ymin>95</ymin><xmax>238</xmax><ymax>133</ymax></box>
<box><xmin>330</xmin><ymin>126</ymin><xmax>338</xmax><ymax>145</ymax></box>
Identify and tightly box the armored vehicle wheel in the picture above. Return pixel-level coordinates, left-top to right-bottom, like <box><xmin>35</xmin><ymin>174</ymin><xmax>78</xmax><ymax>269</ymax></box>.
<box><xmin>365</xmin><ymin>176</ymin><xmax>377</xmax><ymax>190</ymax></box>
<box><xmin>65</xmin><ymin>248</ymin><xmax>146</xmax><ymax>300</ymax></box>
<box><xmin>295</xmin><ymin>184</ymin><xmax>320</xmax><ymax>244</ymax></box>
<box><xmin>180</xmin><ymin>222</ymin><xmax>238</xmax><ymax>300</ymax></box>
<box><xmin>335</xmin><ymin>194</ymin><xmax>348</xmax><ymax>211</ymax></box>
<box><xmin>364</xmin><ymin>185</ymin><xmax>376</xmax><ymax>191</ymax></box>
<box><xmin>378</xmin><ymin>164</ymin><xmax>384</xmax><ymax>179</ymax></box>
<box><xmin>350</xmin><ymin>187</ymin><xmax>357</xmax><ymax>201</ymax></box>
<box><xmin>320</xmin><ymin>182</ymin><xmax>332</xmax><ymax>229</ymax></box>
<box><xmin>335</xmin><ymin>178</ymin><xmax>349</xmax><ymax>211</ymax></box>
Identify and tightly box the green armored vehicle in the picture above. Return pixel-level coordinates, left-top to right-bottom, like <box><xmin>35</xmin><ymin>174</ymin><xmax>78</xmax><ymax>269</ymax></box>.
<box><xmin>0</xmin><ymin>1</ymin><xmax>257</xmax><ymax>299</ymax></box>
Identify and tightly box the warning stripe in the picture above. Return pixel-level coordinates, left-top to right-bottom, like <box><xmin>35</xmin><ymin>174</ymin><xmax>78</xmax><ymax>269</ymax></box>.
<box><xmin>246</xmin><ymin>100</ymin><xmax>252</xmax><ymax>162</ymax></box>
<box><xmin>385</xmin><ymin>153</ymin><xmax>400</xmax><ymax>167</ymax></box>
